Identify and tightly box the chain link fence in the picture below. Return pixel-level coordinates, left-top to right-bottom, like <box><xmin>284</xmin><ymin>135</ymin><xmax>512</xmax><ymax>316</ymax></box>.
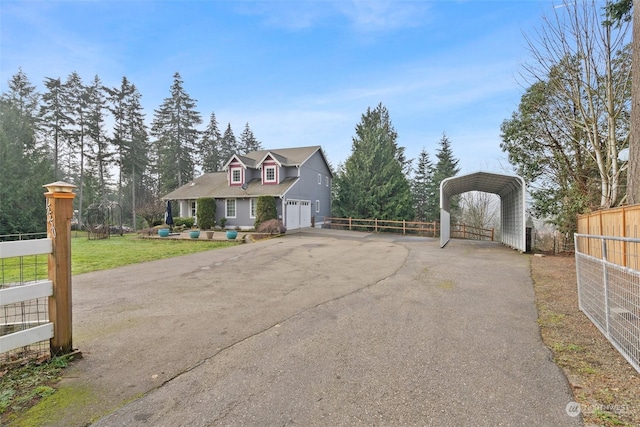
<box><xmin>574</xmin><ymin>234</ymin><xmax>640</xmax><ymax>374</ymax></box>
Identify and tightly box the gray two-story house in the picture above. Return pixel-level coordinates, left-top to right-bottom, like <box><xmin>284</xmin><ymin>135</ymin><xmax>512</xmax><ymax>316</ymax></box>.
<box><xmin>161</xmin><ymin>146</ymin><xmax>332</xmax><ymax>230</ymax></box>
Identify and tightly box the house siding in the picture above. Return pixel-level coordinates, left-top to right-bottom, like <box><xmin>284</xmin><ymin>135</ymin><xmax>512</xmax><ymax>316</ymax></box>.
<box><xmin>284</xmin><ymin>150</ymin><xmax>331</xmax><ymax>224</ymax></box>
<box><xmin>162</xmin><ymin>146</ymin><xmax>331</xmax><ymax>230</ymax></box>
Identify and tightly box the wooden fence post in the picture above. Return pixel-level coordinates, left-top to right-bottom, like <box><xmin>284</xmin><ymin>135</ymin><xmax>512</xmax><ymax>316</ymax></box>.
<box><xmin>44</xmin><ymin>181</ymin><xmax>77</xmax><ymax>355</ymax></box>
<box><xmin>349</xmin><ymin>217</ymin><xmax>352</xmax><ymax>231</ymax></box>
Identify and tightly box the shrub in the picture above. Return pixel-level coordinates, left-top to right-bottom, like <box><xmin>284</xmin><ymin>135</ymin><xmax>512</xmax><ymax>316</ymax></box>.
<box><xmin>255</xmin><ymin>196</ymin><xmax>277</xmax><ymax>229</ymax></box>
<box><xmin>173</xmin><ymin>217</ymin><xmax>195</xmax><ymax>228</ymax></box>
<box><xmin>256</xmin><ymin>219</ymin><xmax>286</xmax><ymax>235</ymax></box>
<box><xmin>196</xmin><ymin>198</ymin><xmax>216</xmax><ymax>230</ymax></box>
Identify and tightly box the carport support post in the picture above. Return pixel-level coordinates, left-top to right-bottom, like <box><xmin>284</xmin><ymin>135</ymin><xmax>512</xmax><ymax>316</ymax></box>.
<box><xmin>44</xmin><ymin>181</ymin><xmax>77</xmax><ymax>355</ymax></box>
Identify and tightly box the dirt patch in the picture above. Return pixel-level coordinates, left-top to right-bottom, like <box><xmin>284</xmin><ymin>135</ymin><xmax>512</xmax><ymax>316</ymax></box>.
<box><xmin>531</xmin><ymin>254</ymin><xmax>640</xmax><ymax>426</ymax></box>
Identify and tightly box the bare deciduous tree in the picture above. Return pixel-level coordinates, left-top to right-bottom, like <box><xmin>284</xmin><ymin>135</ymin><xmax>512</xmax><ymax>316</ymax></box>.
<box><xmin>460</xmin><ymin>191</ymin><xmax>499</xmax><ymax>233</ymax></box>
<box><xmin>516</xmin><ymin>0</ymin><xmax>631</xmax><ymax>208</ymax></box>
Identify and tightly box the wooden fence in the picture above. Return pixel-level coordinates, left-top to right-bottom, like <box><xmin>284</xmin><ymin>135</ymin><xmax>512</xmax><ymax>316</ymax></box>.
<box><xmin>577</xmin><ymin>204</ymin><xmax>640</xmax><ymax>268</ymax></box>
<box><xmin>0</xmin><ymin>181</ymin><xmax>76</xmax><ymax>362</ymax></box>
<box><xmin>324</xmin><ymin>217</ymin><xmax>495</xmax><ymax>241</ymax></box>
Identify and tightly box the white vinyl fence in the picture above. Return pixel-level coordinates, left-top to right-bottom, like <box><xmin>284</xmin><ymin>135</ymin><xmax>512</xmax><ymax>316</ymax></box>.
<box><xmin>574</xmin><ymin>234</ymin><xmax>640</xmax><ymax>373</ymax></box>
<box><xmin>0</xmin><ymin>237</ymin><xmax>53</xmax><ymax>361</ymax></box>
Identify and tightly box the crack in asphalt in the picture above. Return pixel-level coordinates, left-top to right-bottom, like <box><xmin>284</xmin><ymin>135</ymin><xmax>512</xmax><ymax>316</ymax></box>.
<box><xmin>137</xmin><ymin>241</ymin><xmax>411</xmax><ymax>404</ymax></box>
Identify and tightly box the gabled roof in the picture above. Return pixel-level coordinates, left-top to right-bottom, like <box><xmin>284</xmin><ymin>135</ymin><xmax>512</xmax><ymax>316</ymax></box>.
<box><xmin>162</xmin><ymin>145</ymin><xmax>331</xmax><ymax>201</ymax></box>
<box><xmin>244</xmin><ymin>146</ymin><xmax>322</xmax><ymax>168</ymax></box>
<box><xmin>221</xmin><ymin>146</ymin><xmax>323</xmax><ymax>171</ymax></box>
<box><xmin>256</xmin><ymin>151</ymin><xmax>287</xmax><ymax>168</ymax></box>
<box><xmin>222</xmin><ymin>154</ymin><xmax>256</xmax><ymax>171</ymax></box>
<box><xmin>161</xmin><ymin>174</ymin><xmax>299</xmax><ymax>200</ymax></box>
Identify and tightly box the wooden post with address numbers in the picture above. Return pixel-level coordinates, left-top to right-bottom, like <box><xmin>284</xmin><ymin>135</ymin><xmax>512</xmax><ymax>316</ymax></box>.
<box><xmin>44</xmin><ymin>181</ymin><xmax>77</xmax><ymax>355</ymax></box>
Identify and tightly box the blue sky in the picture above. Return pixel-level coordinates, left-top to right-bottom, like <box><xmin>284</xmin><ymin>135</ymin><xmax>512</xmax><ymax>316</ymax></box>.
<box><xmin>1</xmin><ymin>0</ymin><xmax>557</xmax><ymax>174</ymax></box>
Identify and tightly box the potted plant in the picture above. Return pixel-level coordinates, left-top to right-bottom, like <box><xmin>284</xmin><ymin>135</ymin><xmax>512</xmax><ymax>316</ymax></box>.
<box><xmin>226</xmin><ymin>229</ymin><xmax>238</xmax><ymax>240</ymax></box>
<box><xmin>196</xmin><ymin>197</ymin><xmax>216</xmax><ymax>239</ymax></box>
<box><xmin>189</xmin><ymin>228</ymin><xmax>201</xmax><ymax>239</ymax></box>
<box><xmin>158</xmin><ymin>228</ymin><xmax>170</xmax><ymax>237</ymax></box>
<box><xmin>219</xmin><ymin>217</ymin><xmax>227</xmax><ymax>229</ymax></box>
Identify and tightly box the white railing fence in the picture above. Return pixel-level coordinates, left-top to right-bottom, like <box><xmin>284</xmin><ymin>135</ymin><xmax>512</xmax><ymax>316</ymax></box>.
<box><xmin>0</xmin><ymin>237</ymin><xmax>54</xmax><ymax>362</ymax></box>
<box><xmin>574</xmin><ymin>234</ymin><xmax>640</xmax><ymax>374</ymax></box>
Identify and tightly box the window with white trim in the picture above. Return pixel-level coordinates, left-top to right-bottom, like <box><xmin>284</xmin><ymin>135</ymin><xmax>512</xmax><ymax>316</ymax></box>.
<box><xmin>265</xmin><ymin>166</ymin><xmax>276</xmax><ymax>183</ymax></box>
<box><xmin>231</xmin><ymin>167</ymin><xmax>242</xmax><ymax>184</ymax></box>
<box><xmin>250</xmin><ymin>198</ymin><xmax>257</xmax><ymax>218</ymax></box>
<box><xmin>226</xmin><ymin>199</ymin><xmax>236</xmax><ymax>218</ymax></box>
<box><xmin>318</xmin><ymin>173</ymin><xmax>322</xmax><ymax>185</ymax></box>
<box><xmin>190</xmin><ymin>201</ymin><xmax>196</xmax><ymax>217</ymax></box>
<box><xmin>326</xmin><ymin>176</ymin><xmax>329</xmax><ymax>187</ymax></box>
<box><xmin>316</xmin><ymin>200</ymin><xmax>320</xmax><ymax>213</ymax></box>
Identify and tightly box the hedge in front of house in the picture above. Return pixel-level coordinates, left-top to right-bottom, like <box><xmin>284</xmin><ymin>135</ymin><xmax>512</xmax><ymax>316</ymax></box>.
<box><xmin>254</xmin><ymin>196</ymin><xmax>277</xmax><ymax>229</ymax></box>
<box><xmin>196</xmin><ymin>198</ymin><xmax>216</xmax><ymax>230</ymax></box>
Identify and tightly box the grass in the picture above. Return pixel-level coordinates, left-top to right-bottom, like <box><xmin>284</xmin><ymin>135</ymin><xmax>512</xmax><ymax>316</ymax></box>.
<box><xmin>71</xmin><ymin>233</ymin><xmax>235</xmax><ymax>274</ymax></box>
<box><xmin>0</xmin><ymin>355</ymin><xmax>73</xmax><ymax>424</ymax></box>
<box><xmin>1</xmin><ymin>233</ymin><xmax>237</xmax><ymax>424</ymax></box>
<box><xmin>1</xmin><ymin>233</ymin><xmax>236</xmax><ymax>283</ymax></box>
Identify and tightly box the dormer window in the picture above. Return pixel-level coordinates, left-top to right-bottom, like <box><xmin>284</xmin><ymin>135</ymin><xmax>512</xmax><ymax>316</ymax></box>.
<box><xmin>264</xmin><ymin>166</ymin><xmax>277</xmax><ymax>183</ymax></box>
<box><xmin>231</xmin><ymin>167</ymin><xmax>242</xmax><ymax>185</ymax></box>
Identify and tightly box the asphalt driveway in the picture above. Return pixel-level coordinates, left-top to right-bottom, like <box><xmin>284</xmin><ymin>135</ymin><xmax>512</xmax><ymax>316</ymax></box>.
<box><xmin>35</xmin><ymin>229</ymin><xmax>579</xmax><ymax>426</ymax></box>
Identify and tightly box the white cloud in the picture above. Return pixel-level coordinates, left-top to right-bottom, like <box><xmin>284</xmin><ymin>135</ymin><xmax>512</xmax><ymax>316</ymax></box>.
<box><xmin>234</xmin><ymin>0</ymin><xmax>432</xmax><ymax>32</ymax></box>
<box><xmin>336</xmin><ymin>0</ymin><xmax>431</xmax><ymax>31</ymax></box>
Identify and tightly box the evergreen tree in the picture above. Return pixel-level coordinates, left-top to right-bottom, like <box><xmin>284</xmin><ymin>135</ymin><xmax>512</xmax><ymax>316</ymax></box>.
<box><xmin>0</xmin><ymin>84</ymin><xmax>54</xmax><ymax>233</ymax></box>
<box><xmin>40</xmin><ymin>77</ymin><xmax>71</xmax><ymax>180</ymax></box>
<box><xmin>333</xmin><ymin>103</ymin><xmax>414</xmax><ymax>220</ymax></box>
<box><xmin>86</xmin><ymin>75</ymin><xmax>112</xmax><ymax>203</ymax></box>
<box><xmin>428</xmin><ymin>133</ymin><xmax>461</xmax><ymax>221</ymax></box>
<box><xmin>106</xmin><ymin>77</ymin><xmax>149</xmax><ymax>229</ymax></box>
<box><xmin>1</xmin><ymin>68</ymin><xmax>40</xmax><ymax>151</ymax></box>
<box><xmin>125</xmin><ymin>84</ymin><xmax>150</xmax><ymax>230</ymax></box>
<box><xmin>219</xmin><ymin>123</ymin><xmax>238</xmax><ymax>164</ymax></box>
<box><xmin>199</xmin><ymin>112</ymin><xmax>222</xmax><ymax>172</ymax></box>
<box><xmin>63</xmin><ymin>71</ymin><xmax>90</xmax><ymax>227</ymax></box>
<box><xmin>411</xmin><ymin>147</ymin><xmax>434</xmax><ymax>222</ymax></box>
<box><xmin>151</xmin><ymin>72</ymin><xmax>202</xmax><ymax>195</ymax></box>
<box><xmin>239</xmin><ymin>122</ymin><xmax>262</xmax><ymax>154</ymax></box>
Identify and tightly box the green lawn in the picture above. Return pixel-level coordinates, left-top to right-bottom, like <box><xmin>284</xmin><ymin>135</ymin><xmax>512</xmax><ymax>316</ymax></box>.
<box><xmin>1</xmin><ymin>234</ymin><xmax>235</xmax><ymax>283</ymax></box>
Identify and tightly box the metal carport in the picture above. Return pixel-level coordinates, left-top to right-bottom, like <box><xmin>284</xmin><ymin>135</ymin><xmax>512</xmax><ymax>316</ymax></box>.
<box><xmin>440</xmin><ymin>172</ymin><xmax>526</xmax><ymax>252</ymax></box>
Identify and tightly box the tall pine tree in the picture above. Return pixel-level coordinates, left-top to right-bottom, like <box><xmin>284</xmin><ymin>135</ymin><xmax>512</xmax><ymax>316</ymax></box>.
<box><xmin>64</xmin><ymin>71</ymin><xmax>90</xmax><ymax>227</ymax></box>
<box><xmin>219</xmin><ymin>123</ymin><xmax>238</xmax><ymax>165</ymax></box>
<box><xmin>428</xmin><ymin>133</ymin><xmax>461</xmax><ymax>221</ymax></box>
<box><xmin>411</xmin><ymin>147</ymin><xmax>434</xmax><ymax>222</ymax></box>
<box><xmin>86</xmin><ymin>75</ymin><xmax>112</xmax><ymax>203</ymax></box>
<box><xmin>40</xmin><ymin>77</ymin><xmax>71</xmax><ymax>180</ymax></box>
<box><xmin>1</xmin><ymin>70</ymin><xmax>53</xmax><ymax>233</ymax></box>
<box><xmin>106</xmin><ymin>77</ymin><xmax>149</xmax><ymax>229</ymax></box>
<box><xmin>151</xmin><ymin>72</ymin><xmax>202</xmax><ymax>194</ymax></box>
<box><xmin>239</xmin><ymin>122</ymin><xmax>262</xmax><ymax>154</ymax></box>
<box><xmin>199</xmin><ymin>112</ymin><xmax>222</xmax><ymax>172</ymax></box>
<box><xmin>333</xmin><ymin>103</ymin><xmax>414</xmax><ymax>220</ymax></box>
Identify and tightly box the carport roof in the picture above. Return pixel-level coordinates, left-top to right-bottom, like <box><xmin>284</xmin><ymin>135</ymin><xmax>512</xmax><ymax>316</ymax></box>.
<box><xmin>441</xmin><ymin>171</ymin><xmax>524</xmax><ymax>199</ymax></box>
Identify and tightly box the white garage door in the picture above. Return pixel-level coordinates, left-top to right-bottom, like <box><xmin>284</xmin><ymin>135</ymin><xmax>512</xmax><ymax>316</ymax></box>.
<box><xmin>286</xmin><ymin>200</ymin><xmax>300</xmax><ymax>230</ymax></box>
<box><xmin>300</xmin><ymin>200</ymin><xmax>311</xmax><ymax>228</ymax></box>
